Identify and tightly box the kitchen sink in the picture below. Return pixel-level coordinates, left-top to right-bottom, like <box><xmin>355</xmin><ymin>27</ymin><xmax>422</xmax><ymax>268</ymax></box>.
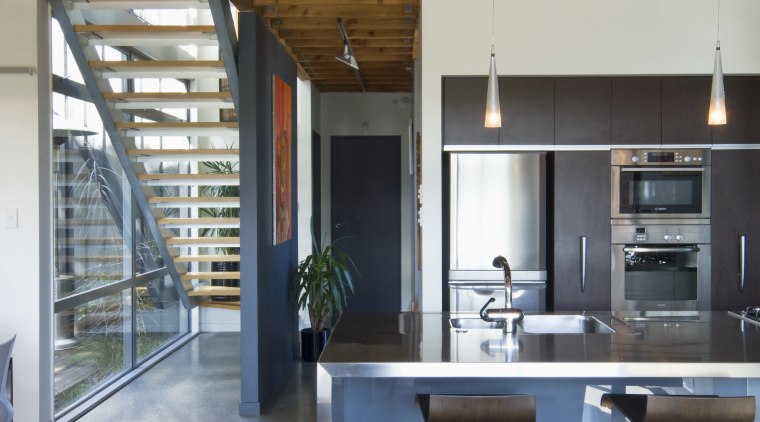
<box><xmin>518</xmin><ymin>314</ymin><xmax>614</xmax><ymax>334</ymax></box>
<box><xmin>449</xmin><ymin>314</ymin><xmax>616</xmax><ymax>334</ymax></box>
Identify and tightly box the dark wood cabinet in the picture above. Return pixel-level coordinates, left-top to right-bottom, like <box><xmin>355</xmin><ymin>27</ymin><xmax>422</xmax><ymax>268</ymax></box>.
<box><xmin>552</xmin><ymin>151</ymin><xmax>611</xmax><ymax>311</ymax></box>
<box><xmin>442</xmin><ymin>77</ymin><xmax>498</xmax><ymax>145</ymax></box>
<box><xmin>661</xmin><ymin>76</ymin><xmax>712</xmax><ymax>145</ymax></box>
<box><xmin>498</xmin><ymin>77</ymin><xmax>554</xmax><ymax>145</ymax></box>
<box><xmin>555</xmin><ymin>78</ymin><xmax>611</xmax><ymax>145</ymax></box>
<box><xmin>711</xmin><ymin>150</ymin><xmax>760</xmax><ymax>310</ymax></box>
<box><xmin>712</xmin><ymin>76</ymin><xmax>760</xmax><ymax>144</ymax></box>
<box><xmin>611</xmin><ymin>77</ymin><xmax>661</xmax><ymax>145</ymax></box>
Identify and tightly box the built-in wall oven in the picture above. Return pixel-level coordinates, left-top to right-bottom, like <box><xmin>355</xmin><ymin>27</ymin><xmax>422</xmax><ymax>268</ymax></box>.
<box><xmin>611</xmin><ymin>149</ymin><xmax>710</xmax><ymax>220</ymax></box>
<box><xmin>611</xmin><ymin>149</ymin><xmax>711</xmax><ymax>311</ymax></box>
<box><xmin>611</xmin><ymin>224</ymin><xmax>711</xmax><ymax>311</ymax></box>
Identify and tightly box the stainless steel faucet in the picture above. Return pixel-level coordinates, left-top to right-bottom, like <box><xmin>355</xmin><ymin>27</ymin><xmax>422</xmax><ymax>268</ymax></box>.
<box><xmin>480</xmin><ymin>255</ymin><xmax>524</xmax><ymax>333</ymax></box>
<box><xmin>493</xmin><ymin>255</ymin><xmax>513</xmax><ymax>308</ymax></box>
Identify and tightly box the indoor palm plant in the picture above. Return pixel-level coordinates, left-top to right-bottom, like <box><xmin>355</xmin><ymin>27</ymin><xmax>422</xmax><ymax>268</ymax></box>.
<box><xmin>291</xmin><ymin>227</ymin><xmax>357</xmax><ymax>361</ymax></box>
<box><xmin>199</xmin><ymin>159</ymin><xmax>240</xmax><ymax>301</ymax></box>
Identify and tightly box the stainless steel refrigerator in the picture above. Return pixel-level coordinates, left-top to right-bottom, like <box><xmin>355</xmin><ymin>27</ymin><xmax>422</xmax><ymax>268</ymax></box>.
<box><xmin>448</xmin><ymin>152</ymin><xmax>547</xmax><ymax>312</ymax></box>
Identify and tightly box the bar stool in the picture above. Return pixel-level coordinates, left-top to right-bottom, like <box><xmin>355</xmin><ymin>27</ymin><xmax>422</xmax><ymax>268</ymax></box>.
<box><xmin>417</xmin><ymin>394</ymin><xmax>536</xmax><ymax>422</ymax></box>
<box><xmin>600</xmin><ymin>393</ymin><xmax>756</xmax><ymax>422</ymax></box>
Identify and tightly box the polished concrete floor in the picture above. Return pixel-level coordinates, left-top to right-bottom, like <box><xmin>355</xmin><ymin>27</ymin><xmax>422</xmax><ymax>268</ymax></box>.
<box><xmin>80</xmin><ymin>333</ymin><xmax>316</xmax><ymax>421</ymax></box>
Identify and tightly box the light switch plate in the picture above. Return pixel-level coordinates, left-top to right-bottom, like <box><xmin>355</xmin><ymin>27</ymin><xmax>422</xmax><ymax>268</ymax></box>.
<box><xmin>5</xmin><ymin>208</ymin><xmax>18</xmax><ymax>229</ymax></box>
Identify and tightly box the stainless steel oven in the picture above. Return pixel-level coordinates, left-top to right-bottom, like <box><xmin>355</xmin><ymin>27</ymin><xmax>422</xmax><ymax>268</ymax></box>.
<box><xmin>611</xmin><ymin>149</ymin><xmax>710</xmax><ymax>220</ymax></box>
<box><xmin>611</xmin><ymin>224</ymin><xmax>711</xmax><ymax>311</ymax></box>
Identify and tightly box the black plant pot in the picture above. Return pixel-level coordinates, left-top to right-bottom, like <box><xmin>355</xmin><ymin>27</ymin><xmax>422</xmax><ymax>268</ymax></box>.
<box><xmin>300</xmin><ymin>328</ymin><xmax>330</xmax><ymax>362</ymax></box>
<box><xmin>211</xmin><ymin>261</ymin><xmax>240</xmax><ymax>302</ymax></box>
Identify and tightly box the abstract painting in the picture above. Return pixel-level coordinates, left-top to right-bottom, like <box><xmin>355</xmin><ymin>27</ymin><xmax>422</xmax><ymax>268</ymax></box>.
<box><xmin>273</xmin><ymin>75</ymin><xmax>292</xmax><ymax>245</ymax></box>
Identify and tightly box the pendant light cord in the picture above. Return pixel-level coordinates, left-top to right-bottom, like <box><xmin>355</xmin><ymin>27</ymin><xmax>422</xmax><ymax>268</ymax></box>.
<box><xmin>491</xmin><ymin>0</ymin><xmax>495</xmax><ymax>55</ymax></box>
<box><xmin>717</xmin><ymin>0</ymin><xmax>721</xmax><ymax>43</ymax></box>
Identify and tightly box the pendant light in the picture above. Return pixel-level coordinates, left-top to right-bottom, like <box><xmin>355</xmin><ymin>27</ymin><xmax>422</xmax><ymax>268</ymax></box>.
<box><xmin>708</xmin><ymin>0</ymin><xmax>726</xmax><ymax>125</ymax></box>
<box><xmin>484</xmin><ymin>0</ymin><xmax>501</xmax><ymax>128</ymax></box>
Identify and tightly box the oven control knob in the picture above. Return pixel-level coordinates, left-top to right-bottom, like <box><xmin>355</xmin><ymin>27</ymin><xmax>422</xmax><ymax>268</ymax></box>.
<box><xmin>684</xmin><ymin>156</ymin><xmax>692</xmax><ymax>162</ymax></box>
<box><xmin>675</xmin><ymin>234</ymin><xmax>684</xmax><ymax>241</ymax></box>
<box><xmin>663</xmin><ymin>234</ymin><xmax>672</xmax><ymax>241</ymax></box>
<box><xmin>631</xmin><ymin>156</ymin><xmax>640</xmax><ymax>163</ymax></box>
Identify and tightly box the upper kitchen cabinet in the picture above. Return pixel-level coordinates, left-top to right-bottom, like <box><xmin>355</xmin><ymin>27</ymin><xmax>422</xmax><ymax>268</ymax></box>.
<box><xmin>555</xmin><ymin>78</ymin><xmax>611</xmax><ymax>145</ymax></box>
<box><xmin>711</xmin><ymin>150</ymin><xmax>760</xmax><ymax>310</ymax></box>
<box><xmin>552</xmin><ymin>151</ymin><xmax>611</xmax><ymax>311</ymax></box>
<box><xmin>498</xmin><ymin>77</ymin><xmax>554</xmax><ymax>145</ymax></box>
<box><xmin>712</xmin><ymin>76</ymin><xmax>760</xmax><ymax>144</ymax></box>
<box><xmin>442</xmin><ymin>77</ymin><xmax>498</xmax><ymax>145</ymax></box>
<box><xmin>611</xmin><ymin>77</ymin><xmax>661</xmax><ymax>145</ymax></box>
<box><xmin>661</xmin><ymin>76</ymin><xmax>712</xmax><ymax>145</ymax></box>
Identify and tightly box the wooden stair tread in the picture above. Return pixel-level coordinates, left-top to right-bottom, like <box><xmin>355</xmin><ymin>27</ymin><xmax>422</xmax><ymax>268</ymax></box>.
<box><xmin>139</xmin><ymin>173</ymin><xmax>239</xmax><ymax>180</ymax></box>
<box><xmin>187</xmin><ymin>282</ymin><xmax>240</xmax><ymax>288</ymax></box>
<box><xmin>89</xmin><ymin>60</ymin><xmax>224</xmax><ymax>68</ymax></box>
<box><xmin>72</xmin><ymin>1</ymin><xmax>211</xmax><ymax>10</ymax></box>
<box><xmin>167</xmin><ymin>236</ymin><xmax>240</xmax><ymax>244</ymax></box>
<box><xmin>75</xmin><ymin>25</ymin><xmax>216</xmax><ymax>33</ymax></box>
<box><xmin>174</xmin><ymin>255</ymin><xmax>241</xmax><ymax>263</ymax></box>
<box><xmin>200</xmin><ymin>301</ymin><xmax>240</xmax><ymax>311</ymax></box>
<box><xmin>181</xmin><ymin>272</ymin><xmax>240</xmax><ymax>280</ymax></box>
<box><xmin>115</xmin><ymin>121</ymin><xmax>238</xmax><ymax>129</ymax></box>
<box><xmin>106</xmin><ymin>92</ymin><xmax>231</xmax><ymax>100</ymax></box>
<box><xmin>148</xmin><ymin>196</ymin><xmax>239</xmax><ymax>203</ymax></box>
<box><xmin>127</xmin><ymin>148</ymin><xmax>239</xmax><ymax>156</ymax></box>
<box><xmin>158</xmin><ymin>217</ymin><xmax>239</xmax><ymax>225</ymax></box>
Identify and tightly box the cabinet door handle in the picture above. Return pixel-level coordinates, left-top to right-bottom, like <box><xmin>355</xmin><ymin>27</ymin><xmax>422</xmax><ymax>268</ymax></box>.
<box><xmin>580</xmin><ymin>236</ymin><xmax>587</xmax><ymax>293</ymax></box>
<box><xmin>740</xmin><ymin>235</ymin><xmax>746</xmax><ymax>292</ymax></box>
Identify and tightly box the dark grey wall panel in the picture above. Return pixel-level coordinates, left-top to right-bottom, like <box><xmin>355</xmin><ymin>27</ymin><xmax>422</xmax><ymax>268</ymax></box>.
<box><xmin>499</xmin><ymin>77</ymin><xmax>555</xmax><ymax>145</ymax></box>
<box><xmin>611</xmin><ymin>77</ymin><xmax>661</xmax><ymax>145</ymax></box>
<box><xmin>661</xmin><ymin>76</ymin><xmax>712</xmax><ymax>145</ymax></box>
<box><xmin>555</xmin><ymin>78</ymin><xmax>611</xmax><ymax>145</ymax></box>
<box><xmin>442</xmin><ymin>77</ymin><xmax>499</xmax><ymax>145</ymax></box>
<box><xmin>239</xmin><ymin>11</ymin><xmax>298</xmax><ymax>416</ymax></box>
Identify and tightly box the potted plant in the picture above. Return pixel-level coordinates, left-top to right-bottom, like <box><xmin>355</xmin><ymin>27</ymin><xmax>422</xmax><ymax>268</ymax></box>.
<box><xmin>291</xmin><ymin>229</ymin><xmax>357</xmax><ymax>362</ymax></box>
<box><xmin>199</xmin><ymin>159</ymin><xmax>240</xmax><ymax>301</ymax></box>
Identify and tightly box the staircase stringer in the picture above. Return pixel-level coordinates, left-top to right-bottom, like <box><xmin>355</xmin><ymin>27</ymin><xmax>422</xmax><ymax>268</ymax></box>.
<box><xmin>209</xmin><ymin>0</ymin><xmax>239</xmax><ymax>113</ymax></box>
<box><xmin>50</xmin><ymin>0</ymin><xmax>197</xmax><ymax>309</ymax></box>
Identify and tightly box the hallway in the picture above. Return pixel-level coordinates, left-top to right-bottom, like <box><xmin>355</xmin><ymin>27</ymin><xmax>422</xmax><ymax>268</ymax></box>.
<box><xmin>80</xmin><ymin>333</ymin><xmax>316</xmax><ymax>421</ymax></box>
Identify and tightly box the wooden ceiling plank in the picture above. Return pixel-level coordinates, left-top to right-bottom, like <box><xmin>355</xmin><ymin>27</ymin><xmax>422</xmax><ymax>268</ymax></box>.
<box><xmin>271</xmin><ymin>17</ymin><xmax>415</xmax><ymax>31</ymax></box>
<box><xmin>261</xmin><ymin>5</ymin><xmax>418</xmax><ymax>19</ymax></box>
<box><xmin>252</xmin><ymin>0</ymin><xmax>418</xmax><ymax>5</ymax></box>
<box><xmin>280</xmin><ymin>29</ymin><xmax>414</xmax><ymax>39</ymax></box>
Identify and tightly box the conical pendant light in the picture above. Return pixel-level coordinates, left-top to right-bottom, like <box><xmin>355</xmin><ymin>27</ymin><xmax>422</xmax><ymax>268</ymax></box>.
<box><xmin>484</xmin><ymin>0</ymin><xmax>501</xmax><ymax>128</ymax></box>
<box><xmin>708</xmin><ymin>1</ymin><xmax>726</xmax><ymax>125</ymax></box>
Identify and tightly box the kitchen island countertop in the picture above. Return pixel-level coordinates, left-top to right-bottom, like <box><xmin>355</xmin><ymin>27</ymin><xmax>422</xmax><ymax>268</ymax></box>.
<box><xmin>320</xmin><ymin>311</ymin><xmax>760</xmax><ymax>378</ymax></box>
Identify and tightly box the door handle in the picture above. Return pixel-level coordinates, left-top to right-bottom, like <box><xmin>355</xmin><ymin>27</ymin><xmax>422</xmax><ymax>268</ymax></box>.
<box><xmin>335</xmin><ymin>222</ymin><xmax>346</xmax><ymax>229</ymax></box>
<box><xmin>740</xmin><ymin>235</ymin><xmax>746</xmax><ymax>292</ymax></box>
<box><xmin>580</xmin><ymin>236</ymin><xmax>587</xmax><ymax>293</ymax></box>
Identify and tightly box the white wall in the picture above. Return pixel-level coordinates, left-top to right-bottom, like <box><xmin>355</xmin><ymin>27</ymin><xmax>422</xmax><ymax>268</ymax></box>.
<box><xmin>0</xmin><ymin>1</ymin><xmax>53</xmax><ymax>420</ymax></box>
<box><xmin>297</xmin><ymin>79</ymin><xmax>313</xmax><ymax>261</ymax></box>
<box><xmin>319</xmin><ymin>93</ymin><xmax>415</xmax><ymax>310</ymax></box>
<box><xmin>420</xmin><ymin>0</ymin><xmax>760</xmax><ymax>311</ymax></box>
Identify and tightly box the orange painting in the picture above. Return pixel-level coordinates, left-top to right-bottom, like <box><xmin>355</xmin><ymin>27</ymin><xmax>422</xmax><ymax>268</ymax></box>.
<box><xmin>273</xmin><ymin>75</ymin><xmax>292</xmax><ymax>245</ymax></box>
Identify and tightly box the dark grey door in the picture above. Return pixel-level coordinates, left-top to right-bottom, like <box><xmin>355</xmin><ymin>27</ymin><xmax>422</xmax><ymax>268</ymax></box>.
<box><xmin>711</xmin><ymin>150</ymin><xmax>760</xmax><ymax>310</ymax></box>
<box><xmin>552</xmin><ymin>151</ymin><xmax>611</xmax><ymax>311</ymax></box>
<box><xmin>331</xmin><ymin>136</ymin><xmax>401</xmax><ymax>312</ymax></box>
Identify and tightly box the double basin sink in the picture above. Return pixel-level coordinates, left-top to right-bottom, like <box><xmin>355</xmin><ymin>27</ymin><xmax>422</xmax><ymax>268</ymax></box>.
<box><xmin>450</xmin><ymin>313</ymin><xmax>634</xmax><ymax>335</ymax></box>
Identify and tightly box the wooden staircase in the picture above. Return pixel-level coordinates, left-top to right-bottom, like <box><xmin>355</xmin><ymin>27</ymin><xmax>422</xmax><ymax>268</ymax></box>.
<box><xmin>52</xmin><ymin>0</ymin><xmax>241</xmax><ymax>309</ymax></box>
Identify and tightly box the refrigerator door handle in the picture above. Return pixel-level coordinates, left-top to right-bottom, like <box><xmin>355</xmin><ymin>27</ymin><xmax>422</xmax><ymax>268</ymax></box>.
<box><xmin>580</xmin><ymin>236</ymin><xmax>587</xmax><ymax>293</ymax></box>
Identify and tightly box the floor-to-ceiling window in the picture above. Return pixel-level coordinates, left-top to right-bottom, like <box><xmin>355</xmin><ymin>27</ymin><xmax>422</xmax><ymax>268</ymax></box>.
<box><xmin>50</xmin><ymin>18</ymin><xmax>190</xmax><ymax>418</ymax></box>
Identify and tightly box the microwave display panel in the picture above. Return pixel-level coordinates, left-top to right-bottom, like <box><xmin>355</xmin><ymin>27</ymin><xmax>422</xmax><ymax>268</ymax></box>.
<box><xmin>647</xmin><ymin>152</ymin><xmax>675</xmax><ymax>163</ymax></box>
<box><xmin>619</xmin><ymin>170</ymin><xmax>703</xmax><ymax>214</ymax></box>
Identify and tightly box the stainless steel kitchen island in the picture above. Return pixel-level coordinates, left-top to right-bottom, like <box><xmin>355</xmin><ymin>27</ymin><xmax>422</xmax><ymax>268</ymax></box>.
<box><xmin>317</xmin><ymin>312</ymin><xmax>760</xmax><ymax>421</ymax></box>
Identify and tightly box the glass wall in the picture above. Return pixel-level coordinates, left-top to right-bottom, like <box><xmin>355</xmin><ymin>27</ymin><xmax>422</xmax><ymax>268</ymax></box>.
<box><xmin>51</xmin><ymin>18</ymin><xmax>190</xmax><ymax>418</ymax></box>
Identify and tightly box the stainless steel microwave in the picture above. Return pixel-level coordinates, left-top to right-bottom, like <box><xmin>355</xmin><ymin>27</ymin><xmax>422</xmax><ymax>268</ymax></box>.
<box><xmin>611</xmin><ymin>149</ymin><xmax>711</xmax><ymax>220</ymax></box>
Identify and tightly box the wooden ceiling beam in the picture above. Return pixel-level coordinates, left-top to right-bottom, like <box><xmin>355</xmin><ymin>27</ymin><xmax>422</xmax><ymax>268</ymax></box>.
<box><xmin>279</xmin><ymin>29</ymin><xmax>414</xmax><ymax>40</ymax></box>
<box><xmin>287</xmin><ymin>38</ymin><xmax>412</xmax><ymax>48</ymax></box>
<box><xmin>296</xmin><ymin>46</ymin><xmax>411</xmax><ymax>55</ymax></box>
<box><xmin>261</xmin><ymin>5</ymin><xmax>418</xmax><ymax>19</ymax></box>
<box><xmin>252</xmin><ymin>0</ymin><xmax>418</xmax><ymax>5</ymax></box>
<box><xmin>269</xmin><ymin>17</ymin><xmax>415</xmax><ymax>30</ymax></box>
